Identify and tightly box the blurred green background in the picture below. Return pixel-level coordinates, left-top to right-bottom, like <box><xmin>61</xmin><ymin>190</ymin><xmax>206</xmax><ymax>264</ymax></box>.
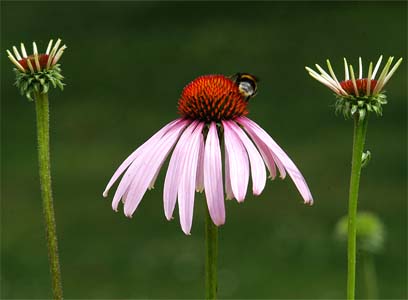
<box><xmin>1</xmin><ymin>1</ymin><xmax>406</xmax><ymax>299</ymax></box>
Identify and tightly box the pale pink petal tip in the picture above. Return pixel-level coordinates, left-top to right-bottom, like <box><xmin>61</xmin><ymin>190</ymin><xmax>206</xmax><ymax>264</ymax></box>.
<box><xmin>105</xmin><ymin>119</ymin><xmax>188</xmax><ymax>216</ymax></box>
<box><xmin>237</xmin><ymin>117</ymin><xmax>313</xmax><ymax>205</ymax></box>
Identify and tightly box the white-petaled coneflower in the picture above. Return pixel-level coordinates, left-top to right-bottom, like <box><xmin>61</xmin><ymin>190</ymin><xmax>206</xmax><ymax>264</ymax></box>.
<box><xmin>6</xmin><ymin>39</ymin><xmax>67</xmax><ymax>100</ymax></box>
<box><xmin>6</xmin><ymin>38</ymin><xmax>67</xmax><ymax>299</ymax></box>
<box><xmin>306</xmin><ymin>56</ymin><xmax>402</xmax><ymax>120</ymax></box>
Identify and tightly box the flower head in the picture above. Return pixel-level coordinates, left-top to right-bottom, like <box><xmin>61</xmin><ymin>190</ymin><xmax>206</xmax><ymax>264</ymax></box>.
<box><xmin>306</xmin><ymin>56</ymin><xmax>402</xmax><ymax>119</ymax></box>
<box><xmin>6</xmin><ymin>39</ymin><xmax>67</xmax><ymax>100</ymax></box>
<box><xmin>103</xmin><ymin>74</ymin><xmax>313</xmax><ymax>234</ymax></box>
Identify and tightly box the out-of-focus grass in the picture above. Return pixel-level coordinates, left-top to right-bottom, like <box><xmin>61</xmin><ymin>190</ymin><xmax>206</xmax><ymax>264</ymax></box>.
<box><xmin>1</xmin><ymin>1</ymin><xmax>406</xmax><ymax>299</ymax></box>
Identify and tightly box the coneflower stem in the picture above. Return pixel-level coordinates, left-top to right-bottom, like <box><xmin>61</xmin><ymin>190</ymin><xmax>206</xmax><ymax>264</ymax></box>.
<box><xmin>205</xmin><ymin>208</ymin><xmax>218</xmax><ymax>299</ymax></box>
<box><xmin>363</xmin><ymin>253</ymin><xmax>378</xmax><ymax>299</ymax></box>
<box><xmin>347</xmin><ymin>114</ymin><xmax>369</xmax><ymax>300</ymax></box>
<box><xmin>35</xmin><ymin>92</ymin><xmax>63</xmax><ymax>300</ymax></box>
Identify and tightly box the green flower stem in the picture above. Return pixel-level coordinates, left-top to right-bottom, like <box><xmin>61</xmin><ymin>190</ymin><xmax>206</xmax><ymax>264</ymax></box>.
<box><xmin>347</xmin><ymin>114</ymin><xmax>369</xmax><ymax>300</ymax></box>
<box><xmin>205</xmin><ymin>208</ymin><xmax>218</xmax><ymax>299</ymax></box>
<box><xmin>35</xmin><ymin>92</ymin><xmax>63</xmax><ymax>300</ymax></box>
<box><xmin>363</xmin><ymin>253</ymin><xmax>378</xmax><ymax>299</ymax></box>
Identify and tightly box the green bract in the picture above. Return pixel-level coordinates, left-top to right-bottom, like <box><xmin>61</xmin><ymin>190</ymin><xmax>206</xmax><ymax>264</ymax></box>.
<box><xmin>335</xmin><ymin>93</ymin><xmax>387</xmax><ymax>121</ymax></box>
<box><xmin>14</xmin><ymin>64</ymin><xmax>65</xmax><ymax>101</ymax></box>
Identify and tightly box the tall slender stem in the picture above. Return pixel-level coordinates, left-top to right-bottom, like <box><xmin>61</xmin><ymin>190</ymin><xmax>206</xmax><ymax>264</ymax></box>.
<box><xmin>35</xmin><ymin>92</ymin><xmax>63</xmax><ymax>300</ymax></box>
<box><xmin>347</xmin><ymin>114</ymin><xmax>369</xmax><ymax>300</ymax></box>
<box><xmin>363</xmin><ymin>253</ymin><xmax>378</xmax><ymax>299</ymax></box>
<box><xmin>205</xmin><ymin>208</ymin><xmax>218</xmax><ymax>299</ymax></box>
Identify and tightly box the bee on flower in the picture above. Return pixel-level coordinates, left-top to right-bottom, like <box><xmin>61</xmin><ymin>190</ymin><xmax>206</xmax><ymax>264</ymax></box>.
<box><xmin>103</xmin><ymin>73</ymin><xmax>313</xmax><ymax>235</ymax></box>
<box><xmin>306</xmin><ymin>55</ymin><xmax>403</xmax><ymax>120</ymax></box>
<box><xmin>6</xmin><ymin>39</ymin><xmax>67</xmax><ymax>100</ymax></box>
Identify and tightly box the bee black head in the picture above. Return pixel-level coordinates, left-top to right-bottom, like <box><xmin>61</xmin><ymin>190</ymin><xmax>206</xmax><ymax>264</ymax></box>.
<box><xmin>231</xmin><ymin>73</ymin><xmax>258</xmax><ymax>101</ymax></box>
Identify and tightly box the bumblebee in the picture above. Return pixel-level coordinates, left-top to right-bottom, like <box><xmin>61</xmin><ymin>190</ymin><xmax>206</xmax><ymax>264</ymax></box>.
<box><xmin>231</xmin><ymin>73</ymin><xmax>258</xmax><ymax>101</ymax></box>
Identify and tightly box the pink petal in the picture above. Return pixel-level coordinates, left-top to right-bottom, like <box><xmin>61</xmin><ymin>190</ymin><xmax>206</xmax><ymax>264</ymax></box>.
<box><xmin>224</xmin><ymin>148</ymin><xmax>234</xmax><ymax>200</ymax></box>
<box><xmin>121</xmin><ymin>120</ymin><xmax>190</xmax><ymax>216</ymax></box>
<box><xmin>246</xmin><ymin>130</ymin><xmax>285</xmax><ymax>179</ymax></box>
<box><xmin>163</xmin><ymin>121</ymin><xmax>199</xmax><ymax>221</ymax></box>
<box><xmin>195</xmin><ymin>133</ymin><xmax>205</xmax><ymax>192</ymax></box>
<box><xmin>271</xmin><ymin>152</ymin><xmax>286</xmax><ymax>179</ymax></box>
<box><xmin>222</xmin><ymin>120</ymin><xmax>249</xmax><ymax>202</ymax></box>
<box><xmin>178</xmin><ymin>122</ymin><xmax>205</xmax><ymax>234</ymax></box>
<box><xmin>251</xmin><ymin>137</ymin><xmax>277</xmax><ymax>180</ymax></box>
<box><xmin>237</xmin><ymin>117</ymin><xmax>313</xmax><ymax>204</ymax></box>
<box><xmin>103</xmin><ymin>119</ymin><xmax>184</xmax><ymax>197</ymax></box>
<box><xmin>228</xmin><ymin>121</ymin><xmax>266</xmax><ymax>196</ymax></box>
<box><xmin>204</xmin><ymin>122</ymin><xmax>225</xmax><ymax>226</ymax></box>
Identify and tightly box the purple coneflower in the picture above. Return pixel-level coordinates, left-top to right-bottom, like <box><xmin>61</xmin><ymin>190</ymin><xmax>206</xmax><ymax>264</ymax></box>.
<box><xmin>103</xmin><ymin>74</ymin><xmax>313</xmax><ymax>234</ymax></box>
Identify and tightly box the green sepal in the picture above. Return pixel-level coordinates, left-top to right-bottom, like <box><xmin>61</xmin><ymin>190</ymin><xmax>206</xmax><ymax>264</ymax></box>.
<box><xmin>334</xmin><ymin>92</ymin><xmax>388</xmax><ymax>120</ymax></box>
<box><xmin>13</xmin><ymin>64</ymin><xmax>65</xmax><ymax>101</ymax></box>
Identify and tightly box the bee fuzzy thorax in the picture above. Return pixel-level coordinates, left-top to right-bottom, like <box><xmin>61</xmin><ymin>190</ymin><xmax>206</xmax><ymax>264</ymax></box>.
<box><xmin>232</xmin><ymin>73</ymin><xmax>258</xmax><ymax>101</ymax></box>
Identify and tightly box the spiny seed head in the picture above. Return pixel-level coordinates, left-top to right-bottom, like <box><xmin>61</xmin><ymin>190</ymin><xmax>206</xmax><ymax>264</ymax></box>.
<box><xmin>178</xmin><ymin>74</ymin><xmax>249</xmax><ymax>122</ymax></box>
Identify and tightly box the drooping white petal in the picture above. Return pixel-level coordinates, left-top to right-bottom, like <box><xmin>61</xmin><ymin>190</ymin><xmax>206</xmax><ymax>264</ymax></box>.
<box><xmin>366</xmin><ymin>62</ymin><xmax>373</xmax><ymax>96</ymax></box>
<box><xmin>344</xmin><ymin>58</ymin><xmax>349</xmax><ymax>80</ymax></box>
<box><xmin>315</xmin><ymin>64</ymin><xmax>343</xmax><ymax>92</ymax></box>
<box><xmin>306</xmin><ymin>69</ymin><xmax>342</xmax><ymax>94</ymax></box>
<box><xmin>33</xmin><ymin>42</ymin><xmax>41</xmax><ymax>72</ymax></box>
<box><xmin>52</xmin><ymin>45</ymin><xmax>67</xmax><ymax>65</ymax></box>
<box><xmin>326</xmin><ymin>59</ymin><xmax>348</xmax><ymax>95</ymax></box>
<box><xmin>26</xmin><ymin>59</ymin><xmax>35</xmax><ymax>73</ymax></box>
<box><xmin>6</xmin><ymin>50</ymin><xmax>25</xmax><ymax>72</ymax></box>
<box><xmin>20</xmin><ymin>43</ymin><xmax>28</xmax><ymax>58</ymax></box>
<box><xmin>12</xmin><ymin>46</ymin><xmax>22</xmax><ymax>60</ymax></box>
<box><xmin>47</xmin><ymin>38</ymin><xmax>61</xmax><ymax>68</ymax></box>
<box><xmin>46</xmin><ymin>39</ymin><xmax>53</xmax><ymax>55</ymax></box>
<box><xmin>32</xmin><ymin>42</ymin><xmax>38</xmax><ymax>55</ymax></box>
<box><xmin>381</xmin><ymin>57</ymin><xmax>403</xmax><ymax>91</ymax></box>
<box><xmin>349</xmin><ymin>65</ymin><xmax>359</xmax><ymax>97</ymax></box>
<box><xmin>358</xmin><ymin>57</ymin><xmax>363</xmax><ymax>79</ymax></box>
<box><xmin>371</xmin><ymin>55</ymin><xmax>383</xmax><ymax>79</ymax></box>
<box><xmin>373</xmin><ymin>56</ymin><xmax>394</xmax><ymax>94</ymax></box>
